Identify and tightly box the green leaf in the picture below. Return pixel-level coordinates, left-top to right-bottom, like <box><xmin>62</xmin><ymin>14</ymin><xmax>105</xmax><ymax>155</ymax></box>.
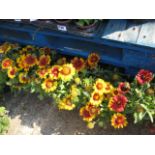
<box><xmin>0</xmin><ymin>107</ymin><xmax>9</xmax><ymax>134</ymax></box>
<box><xmin>0</xmin><ymin>107</ymin><xmax>6</xmax><ymax>116</ymax></box>
<box><xmin>141</xmin><ymin>104</ymin><xmax>154</xmax><ymax>123</ymax></box>
<box><xmin>134</xmin><ymin>112</ymin><xmax>146</xmax><ymax>124</ymax></box>
<box><xmin>83</xmin><ymin>91</ymin><xmax>90</xmax><ymax>98</ymax></box>
<box><xmin>30</xmin><ymin>87</ymin><xmax>36</xmax><ymax>93</ymax></box>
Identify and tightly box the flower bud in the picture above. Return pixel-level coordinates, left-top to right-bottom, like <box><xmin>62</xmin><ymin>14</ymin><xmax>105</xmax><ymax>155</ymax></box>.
<box><xmin>87</xmin><ymin>122</ymin><xmax>95</xmax><ymax>129</ymax></box>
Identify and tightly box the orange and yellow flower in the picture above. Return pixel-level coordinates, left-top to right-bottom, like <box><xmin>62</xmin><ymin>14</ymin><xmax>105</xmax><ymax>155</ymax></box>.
<box><xmin>37</xmin><ymin>68</ymin><xmax>49</xmax><ymax>79</ymax></box>
<box><xmin>80</xmin><ymin>107</ymin><xmax>95</xmax><ymax>122</ymax></box>
<box><xmin>111</xmin><ymin>88</ymin><xmax>119</xmax><ymax>96</ymax></box>
<box><xmin>16</xmin><ymin>56</ymin><xmax>25</xmax><ymax>69</ymax></box>
<box><xmin>93</xmin><ymin>78</ymin><xmax>106</xmax><ymax>94</ymax></box>
<box><xmin>80</xmin><ymin>102</ymin><xmax>100</xmax><ymax>122</ymax></box>
<box><xmin>111</xmin><ymin>113</ymin><xmax>128</xmax><ymax>129</ymax></box>
<box><xmin>71</xmin><ymin>57</ymin><xmax>85</xmax><ymax>72</ymax></box>
<box><xmin>58</xmin><ymin>95</ymin><xmax>76</xmax><ymax>110</ymax></box>
<box><xmin>22</xmin><ymin>45</ymin><xmax>35</xmax><ymax>52</ymax></box>
<box><xmin>103</xmin><ymin>82</ymin><xmax>114</xmax><ymax>94</ymax></box>
<box><xmin>17</xmin><ymin>54</ymin><xmax>37</xmax><ymax>70</ymax></box>
<box><xmin>38</xmin><ymin>55</ymin><xmax>51</xmax><ymax>68</ymax></box>
<box><xmin>87</xmin><ymin>53</ymin><xmax>100</xmax><ymax>68</ymax></box>
<box><xmin>19</xmin><ymin>72</ymin><xmax>29</xmax><ymax>84</ymax></box>
<box><xmin>7</xmin><ymin>67</ymin><xmax>18</xmax><ymax>79</ymax></box>
<box><xmin>48</xmin><ymin>65</ymin><xmax>61</xmax><ymax>79</ymax></box>
<box><xmin>59</xmin><ymin>64</ymin><xmax>76</xmax><ymax>82</ymax></box>
<box><xmin>104</xmin><ymin>88</ymin><xmax>119</xmax><ymax>101</ymax></box>
<box><xmin>1</xmin><ymin>58</ymin><xmax>13</xmax><ymax>69</ymax></box>
<box><xmin>94</xmin><ymin>79</ymin><xmax>114</xmax><ymax>94</ymax></box>
<box><xmin>0</xmin><ymin>43</ymin><xmax>11</xmax><ymax>54</ymax></box>
<box><xmin>17</xmin><ymin>55</ymin><xmax>30</xmax><ymax>71</ymax></box>
<box><xmin>41</xmin><ymin>78</ymin><xmax>57</xmax><ymax>93</ymax></box>
<box><xmin>90</xmin><ymin>91</ymin><xmax>103</xmax><ymax>106</ymax></box>
<box><xmin>86</xmin><ymin>102</ymin><xmax>100</xmax><ymax>115</ymax></box>
<box><xmin>24</xmin><ymin>54</ymin><xmax>37</xmax><ymax>67</ymax></box>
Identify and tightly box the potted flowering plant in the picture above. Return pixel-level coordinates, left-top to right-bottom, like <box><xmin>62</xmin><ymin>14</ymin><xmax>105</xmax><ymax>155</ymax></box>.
<box><xmin>0</xmin><ymin>42</ymin><xmax>155</xmax><ymax>132</ymax></box>
<box><xmin>75</xmin><ymin>19</ymin><xmax>99</xmax><ymax>31</ymax></box>
<box><xmin>127</xmin><ymin>70</ymin><xmax>155</xmax><ymax>124</ymax></box>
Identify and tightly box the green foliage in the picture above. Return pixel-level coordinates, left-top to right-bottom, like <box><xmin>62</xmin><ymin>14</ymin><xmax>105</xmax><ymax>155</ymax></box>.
<box><xmin>0</xmin><ymin>71</ymin><xmax>8</xmax><ymax>94</ymax></box>
<box><xmin>127</xmin><ymin>81</ymin><xmax>155</xmax><ymax>124</ymax></box>
<box><xmin>0</xmin><ymin>42</ymin><xmax>155</xmax><ymax>130</ymax></box>
<box><xmin>76</xmin><ymin>19</ymin><xmax>98</xmax><ymax>27</ymax></box>
<box><xmin>0</xmin><ymin>106</ymin><xmax>10</xmax><ymax>134</ymax></box>
<box><xmin>134</xmin><ymin>112</ymin><xmax>146</xmax><ymax>124</ymax></box>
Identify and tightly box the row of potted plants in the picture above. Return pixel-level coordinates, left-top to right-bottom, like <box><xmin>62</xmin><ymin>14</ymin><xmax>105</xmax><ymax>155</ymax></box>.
<box><xmin>0</xmin><ymin>42</ymin><xmax>155</xmax><ymax>130</ymax></box>
<box><xmin>13</xmin><ymin>19</ymin><xmax>101</xmax><ymax>31</ymax></box>
<box><xmin>2</xmin><ymin>19</ymin><xmax>101</xmax><ymax>30</ymax></box>
<box><xmin>54</xmin><ymin>19</ymin><xmax>100</xmax><ymax>30</ymax></box>
<box><xmin>5</xmin><ymin>19</ymin><xmax>101</xmax><ymax>30</ymax></box>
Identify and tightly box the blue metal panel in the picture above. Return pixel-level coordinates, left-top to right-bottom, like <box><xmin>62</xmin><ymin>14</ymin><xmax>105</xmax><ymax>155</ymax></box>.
<box><xmin>0</xmin><ymin>20</ymin><xmax>154</xmax><ymax>76</ymax></box>
<box><xmin>0</xmin><ymin>21</ymin><xmax>155</xmax><ymax>53</ymax></box>
<box><xmin>137</xmin><ymin>21</ymin><xmax>155</xmax><ymax>47</ymax></box>
<box><xmin>123</xmin><ymin>22</ymin><xmax>142</xmax><ymax>44</ymax></box>
<box><xmin>102</xmin><ymin>19</ymin><xmax>127</xmax><ymax>41</ymax></box>
<box><xmin>123</xmin><ymin>49</ymin><xmax>147</xmax><ymax>67</ymax></box>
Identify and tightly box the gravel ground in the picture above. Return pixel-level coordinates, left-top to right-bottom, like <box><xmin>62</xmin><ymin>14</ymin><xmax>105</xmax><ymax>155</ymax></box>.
<box><xmin>0</xmin><ymin>92</ymin><xmax>152</xmax><ymax>135</ymax></box>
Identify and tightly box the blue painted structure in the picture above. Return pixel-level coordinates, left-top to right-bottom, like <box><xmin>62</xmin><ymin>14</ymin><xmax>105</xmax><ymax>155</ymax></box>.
<box><xmin>0</xmin><ymin>20</ymin><xmax>154</xmax><ymax>75</ymax></box>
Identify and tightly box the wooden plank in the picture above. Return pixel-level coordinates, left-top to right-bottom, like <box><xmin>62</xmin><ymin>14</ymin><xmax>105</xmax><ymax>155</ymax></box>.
<box><xmin>137</xmin><ymin>21</ymin><xmax>155</xmax><ymax>48</ymax></box>
<box><xmin>102</xmin><ymin>19</ymin><xmax>127</xmax><ymax>42</ymax></box>
<box><xmin>123</xmin><ymin>21</ymin><xmax>142</xmax><ymax>44</ymax></box>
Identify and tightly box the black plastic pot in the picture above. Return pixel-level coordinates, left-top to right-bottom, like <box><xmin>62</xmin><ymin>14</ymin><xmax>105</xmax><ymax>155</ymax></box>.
<box><xmin>75</xmin><ymin>20</ymin><xmax>99</xmax><ymax>32</ymax></box>
<box><xmin>54</xmin><ymin>19</ymin><xmax>72</xmax><ymax>25</ymax></box>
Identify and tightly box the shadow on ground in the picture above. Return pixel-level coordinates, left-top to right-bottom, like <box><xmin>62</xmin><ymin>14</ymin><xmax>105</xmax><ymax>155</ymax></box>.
<box><xmin>0</xmin><ymin>92</ymin><xmax>151</xmax><ymax>135</ymax></box>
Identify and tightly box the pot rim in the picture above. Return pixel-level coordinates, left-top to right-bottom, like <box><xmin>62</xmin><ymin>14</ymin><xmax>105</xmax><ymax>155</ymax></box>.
<box><xmin>54</xmin><ymin>19</ymin><xmax>72</xmax><ymax>24</ymax></box>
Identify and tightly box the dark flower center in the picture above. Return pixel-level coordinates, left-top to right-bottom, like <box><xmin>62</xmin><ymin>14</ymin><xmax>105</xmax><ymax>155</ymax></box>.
<box><xmin>121</xmin><ymin>85</ymin><xmax>128</xmax><ymax>91</ymax></box>
<box><xmin>90</xmin><ymin>56</ymin><xmax>98</xmax><ymax>63</ymax></box>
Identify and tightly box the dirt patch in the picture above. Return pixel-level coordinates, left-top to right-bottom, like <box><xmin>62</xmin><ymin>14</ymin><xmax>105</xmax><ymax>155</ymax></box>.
<box><xmin>0</xmin><ymin>92</ymin><xmax>151</xmax><ymax>135</ymax></box>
